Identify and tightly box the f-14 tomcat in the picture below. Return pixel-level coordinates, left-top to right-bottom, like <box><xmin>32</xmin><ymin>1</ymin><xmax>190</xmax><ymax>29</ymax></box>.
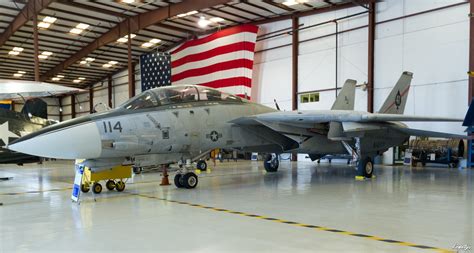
<box><xmin>8</xmin><ymin>72</ymin><xmax>470</xmax><ymax>189</ymax></box>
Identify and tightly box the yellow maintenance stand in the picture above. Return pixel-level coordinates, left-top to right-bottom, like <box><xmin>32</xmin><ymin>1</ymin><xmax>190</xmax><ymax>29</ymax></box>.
<box><xmin>80</xmin><ymin>165</ymin><xmax>132</xmax><ymax>194</ymax></box>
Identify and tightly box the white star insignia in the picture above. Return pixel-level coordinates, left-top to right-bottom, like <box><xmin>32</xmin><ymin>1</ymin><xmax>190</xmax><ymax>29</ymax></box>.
<box><xmin>0</xmin><ymin>121</ymin><xmax>19</xmax><ymax>147</ymax></box>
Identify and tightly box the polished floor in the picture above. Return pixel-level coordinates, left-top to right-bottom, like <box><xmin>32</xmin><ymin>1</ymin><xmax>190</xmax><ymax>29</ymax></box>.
<box><xmin>0</xmin><ymin>160</ymin><xmax>472</xmax><ymax>252</ymax></box>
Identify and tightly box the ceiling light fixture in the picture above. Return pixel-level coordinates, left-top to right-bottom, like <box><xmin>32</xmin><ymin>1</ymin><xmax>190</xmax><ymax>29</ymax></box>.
<box><xmin>198</xmin><ymin>16</ymin><xmax>211</xmax><ymax>28</ymax></box>
<box><xmin>78</xmin><ymin>77</ymin><xmax>85</xmax><ymax>80</ymax></box>
<box><xmin>8</xmin><ymin>51</ymin><xmax>20</xmax><ymax>56</ymax></box>
<box><xmin>177</xmin><ymin>10</ymin><xmax>198</xmax><ymax>18</ymax></box>
<box><xmin>103</xmin><ymin>63</ymin><xmax>112</xmax><ymax>68</ymax></box>
<box><xmin>210</xmin><ymin>17</ymin><xmax>225</xmax><ymax>23</ymax></box>
<box><xmin>85</xmin><ymin>57</ymin><xmax>95</xmax><ymax>62</ymax></box>
<box><xmin>52</xmin><ymin>77</ymin><xmax>60</xmax><ymax>81</ymax></box>
<box><xmin>18</xmin><ymin>71</ymin><xmax>26</xmax><ymax>74</ymax></box>
<box><xmin>109</xmin><ymin>61</ymin><xmax>118</xmax><ymax>65</ymax></box>
<box><xmin>80</xmin><ymin>60</ymin><xmax>87</xmax><ymax>65</ymax></box>
<box><xmin>38</xmin><ymin>16</ymin><xmax>56</xmax><ymax>29</ymax></box>
<box><xmin>116</xmin><ymin>34</ymin><xmax>136</xmax><ymax>43</ymax></box>
<box><xmin>13</xmin><ymin>73</ymin><xmax>23</xmax><ymax>77</ymax></box>
<box><xmin>12</xmin><ymin>47</ymin><xmax>24</xmax><ymax>52</ymax></box>
<box><xmin>282</xmin><ymin>0</ymin><xmax>308</xmax><ymax>6</ymax></box>
<box><xmin>70</xmin><ymin>28</ymin><xmax>83</xmax><ymax>34</ymax></box>
<box><xmin>141</xmin><ymin>38</ymin><xmax>161</xmax><ymax>48</ymax></box>
<box><xmin>73</xmin><ymin>79</ymin><xmax>81</xmax><ymax>83</ymax></box>
<box><xmin>76</xmin><ymin>23</ymin><xmax>89</xmax><ymax>29</ymax></box>
<box><xmin>122</xmin><ymin>0</ymin><xmax>135</xmax><ymax>3</ymax></box>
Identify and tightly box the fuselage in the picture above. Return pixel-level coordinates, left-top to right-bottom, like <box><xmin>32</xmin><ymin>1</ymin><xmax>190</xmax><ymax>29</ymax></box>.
<box><xmin>8</xmin><ymin>85</ymin><xmax>410</xmax><ymax>168</ymax></box>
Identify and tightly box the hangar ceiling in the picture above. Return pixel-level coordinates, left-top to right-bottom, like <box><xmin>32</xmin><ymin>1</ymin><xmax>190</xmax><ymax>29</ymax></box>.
<box><xmin>0</xmin><ymin>0</ymin><xmax>368</xmax><ymax>88</ymax></box>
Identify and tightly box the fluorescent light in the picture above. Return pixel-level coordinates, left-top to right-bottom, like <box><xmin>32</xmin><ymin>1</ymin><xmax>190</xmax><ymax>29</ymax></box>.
<box><xmin>78</xmin><ymin>77</ymin><xmax>85</xmax><ymax>80</ymax></box>
<box><xmin>8</xmin><ymin>51</ymin><xmax>20</xmax><ymax>55</ymax></box>
<box><xmin>38</xmin><ymin>22</ymin><xmax>51</xmax><ymax>29</ymax></box>
<box><xmin>198</xmin><ymin>17</ymin><xmax>211</xmax><ymax>28</ymax></box>
<box><xmin>177</xmin><ymin>10</ymin><xmax>198</xmax><ymax>18</ymax></box>
<box><xmin>43</xmin><ymin>16</ymin><xmax>57</xmax><ymax>23</ymax></box>
<box><xmin>116</xmin><ymin>34</ymin><xmax>135</xmax><ymax>43</ymax></box>
<box><xmin>85</xmin><ymin>57</ymin><xmax>95</xmax><ymax>62</ymax></box>
<box><xmin>141</xmin><ymin>42</ymin><xmax>153</xmax><ymax>48</ymax></box>
<box><xmin>117</xmin><ymin>37</ymin><xmax>128</xmax><ymax>43</ymax></box>
<box><xmin>73</xmin><ymin>79</ymin><xmax>81</xmax><ymax>83</ymax></box>
<box><xmin>70</xmin><ymin>28</ymin><xmax>83</xmax><ymax>34</ymax></box>
<box><xmin>122</xmin><ymin>0</ymin><xmax>135</xmax><ymax>3</ymax></box>
<box><xmin>76</xmin><ymin>23</ymin><xmax>89</xmax><ymax>29</ymax></box>
<box><xmin>80</xmin><ymin>60</ymin><xmax>87</xmax><ymax>64</ymax></box>
<box><xmin>57</xmin><ymin>75</ymin><xmax>64</xmax><ymax>78</ymax></box>
<box><xmin>282</xmin><ymin>0</ymin><xmax>298</xmax><ymax>6</ymax></box>
<box><xmin>109</xmin><ymin>61</ymin><xmax>118</xmax><ymax>65</ymax></box>
<box><xmin>18</xmin><ymin>71</ymin><xmax>26</xmax><ymax>74</ymax></box>
<box><xmin>150</xmin><ymin>38</ymin><xmax>161</xmax><ymax>44</ymax></box>
<box><xmin>52</xmin><ymin>77</ymin><xmax>60</xmax><ymax>81</ymax></box>
<box><xmin>103</xmin><ymin>63</ymin><xmax>112</xmax><ymax>68</ymax></box>
<box><xmin>42</xmin><ymin>51</ymin><xmax>53</xmax><ymax>56</ymax></box>
<box><xmin>12</xmin><ymin>47</ymin><xmax>23</xmax><ymax>52</ymax></box>
<box><xmin>38</xmin><ymin>55</ymin><xmax>48</xmax><ymax>59</ymax></box>
<box><xmin>210</xmin><ymin>17</ymin><xmax>225</xmax><ymax>23</ymax></box>
<box><xmin>13</xmin><ymin>73</ymin><xmax>23</xmax><ymax>77</ymax></box>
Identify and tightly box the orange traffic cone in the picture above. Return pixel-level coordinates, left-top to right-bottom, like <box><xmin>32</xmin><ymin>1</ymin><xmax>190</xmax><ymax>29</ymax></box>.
<box><xmin>160</xmin><ymin>165</ymin><xmax>171</xmax><ymax>186</ymax></box>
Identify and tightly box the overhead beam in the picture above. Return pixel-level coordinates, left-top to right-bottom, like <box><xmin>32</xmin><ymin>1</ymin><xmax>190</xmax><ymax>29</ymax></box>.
<box><xmin>40</xmin><ymin>0</ymin><xmax>231</xmax><ymax>81</ymax></box>
<box><xmin>0</xmin><ymin>0</ymin><xmax>54</xmax><ymax>48</ymax></box>
<box><xmin>32</xmin><ymin>1</ymin><xmax>40</xmax><ymax>81</ymax></box>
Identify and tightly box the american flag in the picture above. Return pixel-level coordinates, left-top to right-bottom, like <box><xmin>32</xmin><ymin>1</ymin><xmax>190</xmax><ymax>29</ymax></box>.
<box><xmin>140</xmin><ymin>51</ymin><xmax>171</xmax><ymax>91</ymax></box>
<box><xmin>171</xmin><ymin>24</ymin><xmax>259</xmax><ymax>99</ymax></box>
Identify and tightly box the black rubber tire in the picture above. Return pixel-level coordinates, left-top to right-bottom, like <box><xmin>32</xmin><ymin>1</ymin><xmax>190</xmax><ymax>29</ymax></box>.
<box><xmin>81</xmin><ymin>184</ymin><xmax>90</xmax><ymax>193</ymax></box>
<box><xmin>181</xmin><ymin>172</ymin><xmax>198</xmax><ymax>189</ymax></box>
<box><xmin>132</xmin><ymin>166</ymin><xmax>141</xmax><ymax>174</ymax></box>
<box><xmin>357</xmin><ymin>157</ymin><xmax>374</xmax><ymax>178</ymax></box>
<box><xmin>92</xmin><ymin>183</ymin><xmax>102</xmax><ymax>194</ymax></box>
<box><xmin>106</xmin><ymin>180</ymin><xmax>116</xmax><ymax>191</ymax></box>
<box><xmin>174</xmin><ymin>174</ymin><xmax>184</xmax><ymax>188</ymax></box>
<box><xmin>196</xmin><ymin>160</ymin><xmax>207</xmax><ymax>171</ymax></box>
<box><xmin>115</xmin><ymin>181</ymin><xmax>125</xmax><ymax>192</ymax></box>
<box><xmin>264</xmin><ymin>154</ymin><xmax>279</xmax><ymax>172</ymax></box>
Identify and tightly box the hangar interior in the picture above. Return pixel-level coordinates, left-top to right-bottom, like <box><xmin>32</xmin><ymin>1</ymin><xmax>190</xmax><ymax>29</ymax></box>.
<box><xmin>0</xmin><ymin>0</ymin><xmax>473</xmax><ymax>252</ymax></box>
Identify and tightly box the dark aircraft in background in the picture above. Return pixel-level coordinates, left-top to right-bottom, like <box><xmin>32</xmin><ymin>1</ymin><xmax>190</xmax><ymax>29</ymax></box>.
<box><xmin>0</xmin><ymin>80</ymin><xmax>81</xmax><ymax>164</ymax></box>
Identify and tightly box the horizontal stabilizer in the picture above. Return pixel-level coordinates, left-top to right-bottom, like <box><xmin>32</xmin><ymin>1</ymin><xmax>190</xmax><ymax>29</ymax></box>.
<box><xmin>395</xmin><ymin>127</ymin><xmax>470</xmax><ymax>139</ymax></box>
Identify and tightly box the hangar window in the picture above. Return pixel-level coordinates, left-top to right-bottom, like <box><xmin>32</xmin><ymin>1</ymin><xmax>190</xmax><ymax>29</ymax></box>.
<box><xmin>300</xmin><ymin>92</ymin><xmax>319</xmax><ymax>103</ymax></box>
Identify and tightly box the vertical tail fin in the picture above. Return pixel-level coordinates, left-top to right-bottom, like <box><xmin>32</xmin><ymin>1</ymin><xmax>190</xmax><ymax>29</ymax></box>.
<box><xmin>378</xmin><ymin>71</ymin><xmax>413</xmax><ymax>114</ymax></box>
<box><xmin>331</xmin><ymin>79</ymin><xmax>356</xmax><ymax>110</ymax></box>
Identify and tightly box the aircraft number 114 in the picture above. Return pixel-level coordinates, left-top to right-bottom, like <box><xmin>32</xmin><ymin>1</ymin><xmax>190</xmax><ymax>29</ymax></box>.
<box><xmin>102</xmin><ymin>121</ymin><xmax>122</xmax><ymax>133</ymax></box>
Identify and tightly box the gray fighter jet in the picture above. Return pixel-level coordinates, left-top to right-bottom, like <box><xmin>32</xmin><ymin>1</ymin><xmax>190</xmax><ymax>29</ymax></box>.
<box><xmin>8</xmin><ymin>72</ymin><xmax>469</xmax><ymax>189</ymax></box>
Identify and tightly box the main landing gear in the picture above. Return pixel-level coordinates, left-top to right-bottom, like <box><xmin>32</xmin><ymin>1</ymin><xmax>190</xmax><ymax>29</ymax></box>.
<box><xmin>341</xmin><ymin>137</ymin><xmax>374</xmax><ymax>178</ymax></box>
<box><xmin>264</xmin><ymin>153</ymin><xmax>279</xmax><ymax>172</ymax></box>
<box><xmin>174</xmin><ymin>172</ymin><xmax>198</xmax><ymax>189</ymax></box>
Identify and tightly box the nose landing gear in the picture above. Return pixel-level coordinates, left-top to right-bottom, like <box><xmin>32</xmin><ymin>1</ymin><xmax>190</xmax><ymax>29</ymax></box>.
<box><xmin>263</xmin><ymin>153</ymin><xmax>279</xmax><ymax>172</ymax></box>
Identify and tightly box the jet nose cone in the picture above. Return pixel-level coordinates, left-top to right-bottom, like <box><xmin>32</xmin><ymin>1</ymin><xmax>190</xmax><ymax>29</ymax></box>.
<box><xmin>8</xmin><ymin>118</ymin><xmax>102</xmax><ymax>159</ymax></box>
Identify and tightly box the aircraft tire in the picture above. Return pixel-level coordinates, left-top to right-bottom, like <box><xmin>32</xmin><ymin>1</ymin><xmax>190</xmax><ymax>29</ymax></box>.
<box><xmin>106</xmin><ymin>180</ymin><xmax>116</xmax><ymax>191</ymax></box>
<box><xmin>174</xmin><ymin>174</ymin><xmax>184</xmax><ymax>188</ymax></box>
<box><xmin>92</xmin><ymin>183</ymin><xmax>102</xmax><ymax>194</ymax></box>
<box><xmin>197</xmin><ymin>160</ymin><xmax>207</xmax><ymax>171</ymax></box>
<box><xmin>181</xmin><ymin>172</ymin><xmax>198</xmax><ymax>189</ymax></box>
<box><xmin>264</xmin><ymin>154</ymin><xmax>279</xmax><ymax>172</ymax></box>
<box><xmin>116</xmin><ymin>181</ymin><xmax>125</xmax><ymax>192</ymax></box>
<box><xmin>81</xmin><ymin>184</ymin><xmax>90</xmax><ymax>193</ymax></box>
<box><xmin>132</xmin><ymin>166</ymin><xmax>142</xmax><ymax>174</ymax></box>
<box><xmin>357</xmin><ymin>157</ymin><xmax>373</xmax><ymax>178</ymax></box>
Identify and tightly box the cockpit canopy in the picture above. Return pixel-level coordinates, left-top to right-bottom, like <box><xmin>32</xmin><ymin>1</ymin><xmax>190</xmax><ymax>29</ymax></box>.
<box><xmin>121</xmin><ymin>85</ymin><xmax>245</xmax><ymax>110</ymax></box>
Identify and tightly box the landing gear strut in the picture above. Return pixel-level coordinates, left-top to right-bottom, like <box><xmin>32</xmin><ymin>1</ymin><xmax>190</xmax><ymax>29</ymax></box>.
<box><xmin>342</xmin><ymin>137</ymin><xmax>374</xmax><ymax>178</ymax></box>
<box><xmin>264</xmin><ymin>153</ymin><xmax>279</xmax><ymax>172</ymax></box>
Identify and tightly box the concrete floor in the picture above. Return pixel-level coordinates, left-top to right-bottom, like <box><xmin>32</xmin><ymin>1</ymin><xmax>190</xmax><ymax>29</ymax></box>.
<box><xmin>0</xmin><ymin>160</ymin><xmax>472</xmax><ymax>253</ymax></box>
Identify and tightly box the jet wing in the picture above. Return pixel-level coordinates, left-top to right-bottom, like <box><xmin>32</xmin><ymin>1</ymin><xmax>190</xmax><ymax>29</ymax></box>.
<box><xmin>0</xmin><ymin>80</ymin><xmax>82</xmax><ymax>100</ymax></box>
<box><xmin>253</xmin><ymin>110</ymin><xmax>462</xmax><ymax>124</ymax></box>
